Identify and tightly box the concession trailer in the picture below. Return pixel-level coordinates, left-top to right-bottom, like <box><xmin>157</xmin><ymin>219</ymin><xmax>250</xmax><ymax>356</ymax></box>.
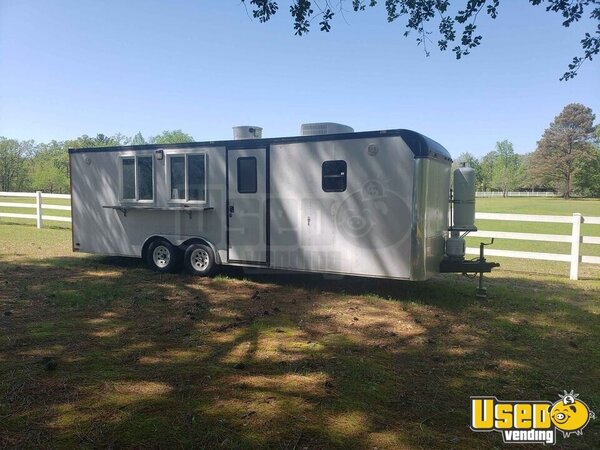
<box><xmin>69</xmin><ymin>123</ymin><xmax>497</xmax><ymax>292</ymax></box>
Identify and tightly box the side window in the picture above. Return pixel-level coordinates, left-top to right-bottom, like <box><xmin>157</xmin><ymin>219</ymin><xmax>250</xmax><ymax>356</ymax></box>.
<box><xmin>322</xmin><ymin>160</ymin><xmax>347</xmax><ymax>192</ymax></box>
<box><xmin>188</xmin><ymin>154</ymin><xmax>206</xmax><ymax>201</ymax></box>
<box><xmin>237</xmin><ymin>157</ymin><xmax>257</xmax><ymax>193</ymax></box>
<box><xmin>122</xmin><ymin>158</ymin><xmax>135</xmax><ymax>200</ymax></box>
<box><xmin>121</xmin><ymin>156</ymin><xmax>154</xmax><ymax>201</ymax></box>
<box><xmin>170</xmin><ymin>156</ymin><xmax>186</xmax><ymax>200</ymax></box>
<box><xmin>169</xmin><ymin>154</ymin><xmax>206</xmax><ymax>202</ymax></box>
<box><xmin>137</xmin><ymin>156</ymin><xmax>154</xmax><ymax>200</ymax></box>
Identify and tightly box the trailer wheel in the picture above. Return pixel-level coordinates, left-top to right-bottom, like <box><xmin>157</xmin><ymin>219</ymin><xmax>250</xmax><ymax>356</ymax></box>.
<box><xmin>184</xmin><ymin>244</ymin><xmax>216</xmax><ymax>276</ymax></box>
<box><xmin>147</xmin><ymin>240</ymin><xmax>179</xmax><ymax>273</ymax></box>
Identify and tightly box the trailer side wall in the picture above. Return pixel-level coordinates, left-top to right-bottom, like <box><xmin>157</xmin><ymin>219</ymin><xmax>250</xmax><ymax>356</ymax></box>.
<box><xmin>71</xmin><ymin>147</ymin><xmax>227</xmax><ymax>259</ymax></box>
<box><xmin>269</xmin><ymin>136</ymin><xmax>415</xmax><ymax>279</ymax></box>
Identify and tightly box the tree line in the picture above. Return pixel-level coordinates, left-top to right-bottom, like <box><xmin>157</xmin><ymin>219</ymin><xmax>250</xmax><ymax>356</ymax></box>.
<box><xmin>455</xmin><ymin>103</ymin><xmax>599</xmax><ymax>198</ymax></box>
<box><xmin>1</xmin><ymin>103</ymin><xmax>598</xmax><ymax>197</ymax></box>
<box><xmin>0</xmin><ymin>130</ymin><xmax>193</xmax><ymax>194</ymax></box>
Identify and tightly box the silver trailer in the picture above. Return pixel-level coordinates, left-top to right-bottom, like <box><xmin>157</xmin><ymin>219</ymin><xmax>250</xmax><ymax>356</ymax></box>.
<box><xmin>69</xmin><ymin>124</ymin><xmax>497</xmax><ymax>285</ymax></box>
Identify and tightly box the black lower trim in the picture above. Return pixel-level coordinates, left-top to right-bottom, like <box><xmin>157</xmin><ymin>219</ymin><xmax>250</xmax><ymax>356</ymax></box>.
<box><xmin>227</xmin><ymin>260</ymin><xmax>269</xmax><ymax>266</ymax></box>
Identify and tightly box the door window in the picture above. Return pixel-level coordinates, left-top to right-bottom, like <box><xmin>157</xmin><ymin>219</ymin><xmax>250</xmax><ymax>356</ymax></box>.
<box><xmin>237</xmin><ymin>157</ymin><xmax>257</xmax><ymax>193</ymax></box>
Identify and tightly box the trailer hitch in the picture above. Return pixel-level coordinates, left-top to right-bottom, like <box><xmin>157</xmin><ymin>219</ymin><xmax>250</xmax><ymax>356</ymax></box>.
<box><xmin>439</xmin><ymin>238</ymin><xmax>499</xmax><ymax>299</ymax></box>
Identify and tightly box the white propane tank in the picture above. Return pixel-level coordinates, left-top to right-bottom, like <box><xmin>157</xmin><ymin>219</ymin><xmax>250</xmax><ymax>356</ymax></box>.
<box><xmin>453</xmin><ymin>164</ymin><xmax>477</xmax><ymax>231</ymax></box>
<box><xmin>446</xmin><ymin>234</ymin><xmax>466</xmax><ymax>259</ymax></box>
<box><xmin>233</xmin><ymin>126</ymin><xmax>263</xmax><ymax>140</ymax></box>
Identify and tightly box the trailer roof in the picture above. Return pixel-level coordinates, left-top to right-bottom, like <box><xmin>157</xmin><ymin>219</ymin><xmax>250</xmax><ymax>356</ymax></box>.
<box><xmin>68</xmin><ymin>128</ymin><xmax>452</xmax><ymax>162</ymax></box>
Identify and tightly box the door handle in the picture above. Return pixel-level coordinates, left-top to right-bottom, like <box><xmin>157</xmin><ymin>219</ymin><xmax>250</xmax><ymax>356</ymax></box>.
<box><xmin>229</xmin><ymin>205</ymin><xmax>234</xmax><ymax>217</ymax></box>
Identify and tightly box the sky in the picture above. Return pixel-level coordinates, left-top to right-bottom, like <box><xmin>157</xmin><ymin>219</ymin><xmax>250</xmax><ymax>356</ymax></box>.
<box><xmin>0</xmin><ymin>1</ymin><xmax>598</xmax><ymax>158</ymax></box>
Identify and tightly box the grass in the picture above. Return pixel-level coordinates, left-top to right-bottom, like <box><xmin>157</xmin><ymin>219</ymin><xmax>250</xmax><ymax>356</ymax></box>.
<box><xmin>475</xmin><ymin>197</ymin><xmax>600</xmax><ymax>216</ymax></box>
<box><xmin>1</xmin><ymin>199</ymin><xmax>600</xmax><ymax>448</ymax></box>
<box><xmin>466</xmin><ymin>198</ymin><xmax>600</xmax><ymax>258</ymax></box>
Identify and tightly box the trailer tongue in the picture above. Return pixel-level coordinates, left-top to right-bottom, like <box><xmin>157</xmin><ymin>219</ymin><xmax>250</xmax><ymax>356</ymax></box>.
<box><xmin>439</xmin><ymin>164</ymin><xmax>499</xmax><ymax>298</ymax></box>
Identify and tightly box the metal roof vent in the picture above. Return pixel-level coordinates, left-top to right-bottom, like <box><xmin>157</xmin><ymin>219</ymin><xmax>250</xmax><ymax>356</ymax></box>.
<box><xmin>233</xmin><ymin>126</ymin><xmax>263</xmax><ymax>140</ymax></box>
<box><xmin>301</xmin><ymin>122</ymin><xmax>354</xmax><ymax>136</ymax></box>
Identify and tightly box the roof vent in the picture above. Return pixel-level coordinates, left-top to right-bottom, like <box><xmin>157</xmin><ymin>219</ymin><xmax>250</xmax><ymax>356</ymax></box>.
<box><xmin>301</xmin><ymin>122</ymin><xmax>354</xmax><ymax>136</ymax></box>
<box><xmin>233</xmin><ymin>126</ymin><xmax>263</xmax><ymax>140</ymax></box>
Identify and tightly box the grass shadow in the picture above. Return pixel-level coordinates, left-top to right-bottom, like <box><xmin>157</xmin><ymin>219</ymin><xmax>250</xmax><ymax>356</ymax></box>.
<box><xmin>1</xmin><ymin>254</ymin><xmax>599</xmax><ymax>448</ymax></box>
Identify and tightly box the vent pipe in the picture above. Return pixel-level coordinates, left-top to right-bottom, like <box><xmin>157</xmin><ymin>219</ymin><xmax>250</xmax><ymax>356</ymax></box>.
<box><xmin>233</xmin><ymin>126</ymin><xmax>263</xmax><ymax>140</ymax></box>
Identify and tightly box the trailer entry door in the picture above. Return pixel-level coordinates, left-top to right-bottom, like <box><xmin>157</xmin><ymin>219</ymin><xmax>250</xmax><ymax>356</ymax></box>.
<box><xmin>227</xmin><ymin>148</ymin><xmax>268</xmax><ymax>264</ymax></box>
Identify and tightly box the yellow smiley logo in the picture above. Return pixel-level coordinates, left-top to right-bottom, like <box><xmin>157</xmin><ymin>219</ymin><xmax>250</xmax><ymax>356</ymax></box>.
<box><xmin>550</xmin><ymin>391</ymin><xmax>595</xmax><ymax>438</ymax></box>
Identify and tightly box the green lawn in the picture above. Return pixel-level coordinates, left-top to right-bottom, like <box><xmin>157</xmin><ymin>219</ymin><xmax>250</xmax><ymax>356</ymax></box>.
<box><xmin>467</xmin><ymin>198</ymin><xmax>600</xmax><ymax>258</ymax></box>
<box><xmin>0</xmin><ymin>222</ymin><xmax>599</xmax><ymax>449</ymax></box>
<box><xmin>475</xmin><ymin>197</ymin><xmax>600</xmax><ymax>216</ymax></box>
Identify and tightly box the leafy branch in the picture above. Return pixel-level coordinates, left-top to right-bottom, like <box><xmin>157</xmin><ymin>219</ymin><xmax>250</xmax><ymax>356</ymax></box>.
<box><xmin>240</xmin><ymin>0</ymin><xmax>600</xmax><ymax>80</ymax></box>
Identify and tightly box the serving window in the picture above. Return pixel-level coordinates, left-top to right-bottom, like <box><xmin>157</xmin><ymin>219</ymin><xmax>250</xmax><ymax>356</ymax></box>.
<box><xmin>120</xmin><ymin>155</ymin><xmax>154</xmax><ymax>202</ymax></box>
<box><xmin>168</xmin><ymin>153</ymin><xmax>206</xmax><ymax>202</ymax></box>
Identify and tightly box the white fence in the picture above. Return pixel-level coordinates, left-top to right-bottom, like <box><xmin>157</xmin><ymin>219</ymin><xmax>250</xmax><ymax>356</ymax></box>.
<box><xmin>466</xmin><ymin>212</ymin><xmax>600</xmax><ymax>280</ymax></box>
<box><xmin>476</xmin><ymin>191</ymin><xmax>558</xmax><ymax>197</ymax></box>
<box><xmin>0</xmin><ymin>191</ymin><xmax>71</xmax><ymax>228</ymax></box>
<box><xmin>1</xmin><ymin>192</ymin><xmax>598</xmax><ymax>280</ymax></box>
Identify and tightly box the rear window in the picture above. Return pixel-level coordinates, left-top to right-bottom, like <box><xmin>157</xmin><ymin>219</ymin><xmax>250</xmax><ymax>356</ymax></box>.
<box><xmin>322</xmin><ymin>160</ymin><xmax>347</xmax><ymax>192</ymax></box>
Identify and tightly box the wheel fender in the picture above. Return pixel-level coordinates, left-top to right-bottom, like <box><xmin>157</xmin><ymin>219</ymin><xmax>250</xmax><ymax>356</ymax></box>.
<box><xmin>141</xmin><ymin>235</ymin><xmax>221</xmax><ymax>265</ymax></box>
<box><xmin>141</xmin><ymin>236</ymin><xmax>170</xmax><ymax>261</ymax></box>
<box><xmin>180</xmin><ymin>238</ymin><xmax>221</xmax><ymax>265</ymax></box>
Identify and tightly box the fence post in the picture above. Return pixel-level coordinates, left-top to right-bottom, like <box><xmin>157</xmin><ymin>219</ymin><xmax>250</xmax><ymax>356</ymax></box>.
<box><xmin>36</xmin><ymin>191</ymin><xmax>43</xmax><ymax>229</ymax></box>
<box><xmin>570</xmin><ymin>213</ymin><xmax>582</xmax><ymax>280</ymax></box>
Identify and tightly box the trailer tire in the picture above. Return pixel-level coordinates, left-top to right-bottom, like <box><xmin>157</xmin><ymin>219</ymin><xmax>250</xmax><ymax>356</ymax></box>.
<box><xmin>184</xmin><ymin>244</ymin><xmax>216</xmax><ymax>276</ymax></box>
<box><xmin>147</xmin><ymin>240</ymin><xmax>179</xmax><ymax>273</ymax></box>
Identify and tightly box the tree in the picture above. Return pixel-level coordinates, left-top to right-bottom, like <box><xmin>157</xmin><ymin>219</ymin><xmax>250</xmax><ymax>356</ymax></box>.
<box><xmin>530</xmin><ymin>103</ymin><xmax>596</xmax><ymax>199</ymax></box>
<box><xmin>479</xmin><ymin>151</ymin><xmax>497</xmax><ymax>192</ymax></box>
<box><xmin>131</xmin><ymin>132</ymin><xmax>147</xmax><ymax>145</ymax></box>
<box><xmin>518</xmin><ymin>153</ymin><xmax>539</xmax><ymax>192</ymax></box>
<box><xmin>0</xmin><ymin>138</ymin><xmax>33</xmax><ymax>191</ymax></box>
<box><xmin>455</xmin><ymin>152</ymin><xmax>479</xmax><ymax>170</ymax></box>
<box><xmin>515</xmin><ymin>153</ymin><xmax>532</xmax><ymax>191</ymax></box>
<box><xmin>30</xmin><ymin>141</ymin><xmax>70</xmax><ymax>193</ymax></box>
<box><xmin>574</xmin><ymin>146</ymin><xmax>600</xmax><ymax>197</ymax></box>
<box><xmin>30</xmin><ymin>133</ymin><xmax>128</xmax><ymax>192</ymax></box>
<box><xmin>240</xmin><ymin>0</ymin><xmax>600</xmax><ymax>80</ymax></box>
<box><xmin>62</xmin><ymin>133</ymin><xmax>126</xmax><ymax>149</ymax></box>
<box><xmin>573</xmin><ymin>125</ymin><xmax>600</xmax><ymax>197</ymax></box>
<box><xmin>0</xmin><ymin>131</ymin><xmax>201</xmax><ymax>194</ymax></box>
<box><xmin>149</xmin><ymin>130</ymin><xmax>194</xmax><ymax>145</ymax></box>
<box><xmin>491</xmin><ymin>140</ymin><xmax>521</xmax><ymax>196</ymax></box>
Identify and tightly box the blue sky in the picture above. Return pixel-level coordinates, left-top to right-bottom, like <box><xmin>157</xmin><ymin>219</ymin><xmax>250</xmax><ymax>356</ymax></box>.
<box><xmin>0</xmin><ymin>1</ymin><xmax>598</xmax><ymax>158</ymax></box>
